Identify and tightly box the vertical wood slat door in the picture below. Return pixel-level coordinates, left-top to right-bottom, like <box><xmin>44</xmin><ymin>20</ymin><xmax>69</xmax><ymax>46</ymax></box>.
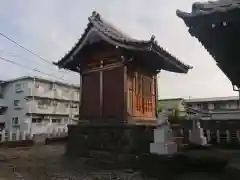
<box><xmin>80</xmin><ymin>72</ymin><xmax>101</xmax><ymax>119</ymax></box>
<box><xmin>134</xmin><ymin>73</ymin><xmax>154</xmax><ymax>118</ymax></box>
<box><xmin>142</xmin><ymin>76</ymin><xmax>154</xmax><ymax>118</ymax></box>
<box><xmin>102</xmin><ymin>66</ymin><xmax>124</xmax><ymax>121</ymax></box>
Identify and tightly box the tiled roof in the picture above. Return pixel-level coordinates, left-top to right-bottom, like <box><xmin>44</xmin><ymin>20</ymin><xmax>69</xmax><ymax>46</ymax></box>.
<box><xmin>55</xmin><ymin>11</ymin><xmax>192</xmax><ymax>73</ymax></box>
<box><xmin>177</xmin><ymin>0</ymin><xmax>240</xmax><ymax>18</ymax></box>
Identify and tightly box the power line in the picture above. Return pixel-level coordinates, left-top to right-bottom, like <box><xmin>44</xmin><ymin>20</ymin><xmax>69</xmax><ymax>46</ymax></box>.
<box><xmin>0</xmin><ymin>48</ymin><xmax>71</xmax><ymax>74</ymax></box>
<box><xmin>0</xmin><ymin>32</ymin><xmax>53</xmax><ymax>65</ymax></box>
<box><xmin>0</xmin><ymin>56</ymin><xmax>67</xmax><ymax>81</ymax></box>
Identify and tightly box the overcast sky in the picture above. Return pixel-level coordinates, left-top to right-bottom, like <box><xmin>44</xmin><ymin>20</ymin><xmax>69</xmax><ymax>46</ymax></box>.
<box><xmin>0</xmin><ymin>0</ymin><xmax>238</xmax><ymax>99</ymax></box>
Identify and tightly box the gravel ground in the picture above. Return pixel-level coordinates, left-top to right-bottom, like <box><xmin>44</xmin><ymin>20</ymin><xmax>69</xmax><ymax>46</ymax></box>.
<box><xmin>0</xmin><ymin>144</ymin><xmax>228</xmax><ymax>180</ymax></box>
<box><xmin>0</xmin><ymin>144</ymin><xmax>156</xmax><ymax>180</ymax></box>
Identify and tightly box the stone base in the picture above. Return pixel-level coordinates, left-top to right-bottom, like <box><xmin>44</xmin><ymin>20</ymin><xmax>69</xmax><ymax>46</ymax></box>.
<box><xmin>65</xmin><ymin>123</ymin><xmax>155</xmax><ymax>157</ymax></box>
<box><xmin>150</xmin><ymin>142</ymin><xmax>178</xmax><ymax>155</ymax></box>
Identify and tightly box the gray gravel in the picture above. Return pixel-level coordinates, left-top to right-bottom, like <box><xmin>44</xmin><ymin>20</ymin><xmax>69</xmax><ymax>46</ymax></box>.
<box><xmin>0</xmin><ymin>145</ymin><xmax>226</xmax><ymax>180</ymax></box>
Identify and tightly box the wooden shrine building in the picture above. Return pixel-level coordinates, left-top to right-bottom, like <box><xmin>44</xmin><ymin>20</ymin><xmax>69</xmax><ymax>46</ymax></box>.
<box><xmin>54</xmin><ymin>11</ymin><xmax>192</xmax><ymax>124</ymax></box>
<box><xmin>177</xmin><ymin>0</ymin><xmax>240</xmax><ymax>92</ymax></box>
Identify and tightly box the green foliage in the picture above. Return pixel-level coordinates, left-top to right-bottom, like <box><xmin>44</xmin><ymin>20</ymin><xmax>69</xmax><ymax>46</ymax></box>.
<box><xmin>156</xmin><ymin>105</ymin><xmax>162</xmax><ymax>115</ymax></box>
<box><xmin>168</xmin><ymin>108</ymin><xmax>182</xmax><ymax>125</ymax></box>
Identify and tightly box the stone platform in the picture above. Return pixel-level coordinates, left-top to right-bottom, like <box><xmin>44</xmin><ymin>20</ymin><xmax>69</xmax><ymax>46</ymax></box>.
<box><xmin>65</xmin><ymin>123</ymin><xmax>156</xmax><ymax>158</ymax></box>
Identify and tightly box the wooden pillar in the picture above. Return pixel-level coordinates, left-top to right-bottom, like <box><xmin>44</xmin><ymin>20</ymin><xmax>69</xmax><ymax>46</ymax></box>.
<box><xmin>79</xmin><ymin>73</ymin><xmax>82</xmax><ymax>121</ymax></box>
<box><xmin>100</xmin><ymin>60</ymin><xmax>103</xmax><ymax>118</ymax></box>
<box><xmin>154</xmin><ymin>75</ymin><xmax>157</xmax><ymax>118</ymax></box>
<box><xmin>123</xmin><ymin>65</ymin><xmax>128</xmax><ymax>123</ymax></box>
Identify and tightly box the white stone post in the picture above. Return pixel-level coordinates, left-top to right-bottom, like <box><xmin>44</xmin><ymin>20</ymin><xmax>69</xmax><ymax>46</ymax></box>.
<box><xmin>216</xmin><ymin>130</ymin><xmax>220</xmax><ymax>144</ymax></box>
<box><xmin>16</xmin><ymin>129</ymin><xmax>20</xmax><ymax>141</ymax></box>
<box><xmin>1</xmin><ymin>130</ymin><xmax>5</xmax><ymax>142</ymax></box>
<box><xmin>150</xmin><ymin>107</ymin><xmax>178</xmax><ymax>155</ymax></box>
<box><xmin>9</xmin><ymin>131</ymin><xmax>12</xmax><ymax>141</ymax></box>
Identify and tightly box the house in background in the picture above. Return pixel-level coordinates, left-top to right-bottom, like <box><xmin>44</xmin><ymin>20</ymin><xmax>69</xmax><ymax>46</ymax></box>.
<box><xmin>158</xmin><ymin>98</ymin><xmax>187</xmax><ymax>117</ymax></box>
<box><xmin>0</xmin><ymin>76</ymin><xmax>80</xmax><ymax>135</ymax></box>
<box><xmin>159</xmin><ymin>96</ymin><xmax>240</xmax><ymax>120</ymax></box>
<box><xmin>185</xmin><ymin>96</ymin><xmax>240</xmax><ymax>120</ymax></box>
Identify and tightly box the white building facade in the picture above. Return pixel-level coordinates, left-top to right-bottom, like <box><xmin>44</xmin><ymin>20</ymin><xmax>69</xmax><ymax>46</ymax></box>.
<box><xmin>0</xmin><ymin>76</ymin><xmax>80</xmax><ymax>135</ymax></box>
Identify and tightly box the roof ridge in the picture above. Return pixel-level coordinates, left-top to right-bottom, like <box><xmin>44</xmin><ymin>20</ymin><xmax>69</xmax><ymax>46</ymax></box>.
<box><xmin>89</xmin><ymin>11</ymin><xmax>152</xmax><ymax>43</ymax></box>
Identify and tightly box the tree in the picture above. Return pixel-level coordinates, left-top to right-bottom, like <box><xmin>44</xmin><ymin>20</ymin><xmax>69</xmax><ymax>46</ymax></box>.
<box><xmin>168</xmin><ymin>108</ymin><xmax>181</xmax><ymax>125</ymax></box>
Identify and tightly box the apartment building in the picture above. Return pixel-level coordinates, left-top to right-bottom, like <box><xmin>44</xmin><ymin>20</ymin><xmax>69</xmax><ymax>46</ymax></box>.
<box><xmin>0</xmin><ymin>76</ymin><xmax>80</xmax><ymax>135</ymax></box>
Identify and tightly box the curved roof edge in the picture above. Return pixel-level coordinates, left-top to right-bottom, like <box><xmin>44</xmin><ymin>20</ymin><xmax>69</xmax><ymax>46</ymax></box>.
<box><xmin>54</xmin><ymin>11</ymin><xmax>192</xmax><ymax>74</ymax></box>
<box><xmin>177</xmin><ymin>0</ymin><xmax>240</xmax><ymax>19</ymax></box>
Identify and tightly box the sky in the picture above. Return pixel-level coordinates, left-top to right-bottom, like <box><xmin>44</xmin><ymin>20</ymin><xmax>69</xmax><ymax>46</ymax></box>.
<box><xmin>0</xmin><ymin>0</ymin><xmax>238</xmax><ymax>99</ymax></box>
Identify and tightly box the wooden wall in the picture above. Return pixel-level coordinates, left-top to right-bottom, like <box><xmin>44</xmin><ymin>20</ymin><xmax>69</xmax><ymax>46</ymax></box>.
<box><xmin>102</xmin><ymin>66</ymin><xmax>125</xmax><ymax>120</ymax></box>
<box><xmin>80</xmin><ymin>72</ymin><xmax>101</xmax><ymax>119</ymax></box>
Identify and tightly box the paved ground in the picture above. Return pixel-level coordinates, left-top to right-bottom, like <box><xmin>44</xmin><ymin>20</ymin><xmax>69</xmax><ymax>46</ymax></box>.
<box><xmin>0</xmin><ymin>144</ymin><xmax>230</xmax><ymax>180</ymax></box>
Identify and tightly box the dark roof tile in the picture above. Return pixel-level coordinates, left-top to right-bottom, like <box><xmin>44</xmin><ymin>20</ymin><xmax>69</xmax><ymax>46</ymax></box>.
<box><xmin>55</xmin><ymin>11</ymin><xmax>192</xmax><ymax>73</ymax></box>
<box><xmin>177</xmin><ymin>0</ymin><xmax>240</xmax><ymax>18</ymax></box>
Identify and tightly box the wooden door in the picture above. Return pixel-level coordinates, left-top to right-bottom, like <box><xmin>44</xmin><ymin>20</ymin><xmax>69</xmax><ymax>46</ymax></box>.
<box><xmin>142</xmin><ymin>76</ymin><xmax>154</xmax><ymax>117</ymax></box>
<box><xmin>80</xmin><ymin>72</ymin><xmax>101</xmax><ymax>119</ymax></box>
<box><xmin>134</xmin><ymin>73</ymin><xmax>155</xmax><ymax>119</ymax></box>
<box><xmin>102</xmin><ymin>66</ymin><xmax>125</xmax><ymax>120</ymax></box>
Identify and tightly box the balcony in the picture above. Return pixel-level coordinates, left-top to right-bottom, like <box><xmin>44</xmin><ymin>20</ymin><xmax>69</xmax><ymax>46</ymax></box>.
<box><xmin>27</xmin><ymin>87</ymin><xmax>80</xmax><ymax>102</ymax></box>
<box><xmin>26</xmin><ymin>101</ymin><xmax>55</xmax><ymax>114</ymax></box>
<box><xmin>26</xmin><ymin>101</ymin><xmax>74</xmax><ymax>115</ymax></box>
<box><xmin>55</xmin><ymin>89</ymin><xmax>79</xmax><ymax>102</ymax></box>
<box><xmin>27</xmin><ymin>87</ymin><xmax>55</xmax><ymax>99</ymax></box>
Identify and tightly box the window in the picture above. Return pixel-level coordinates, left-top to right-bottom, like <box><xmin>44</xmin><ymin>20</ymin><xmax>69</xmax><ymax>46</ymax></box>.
<box><xmin>14</xmin><ymin>100</ymin><xmax>20</xmax><ymax>107</ymax></box>
<box><xmin>12</xmin><ymin>117</ymin><xmax>19</xmax><ymax>125</ymax></box>
<box><xmin>52</xmin><ymin>119</ymin><xmax>61</xmax><ymax>124</ymax></box>
<box><xmin>32</xmin><ymin>118</ymin><xmax>42</xmax><ymax>123</ymax></box>
<box><xmin>196</xmin><ymin>104</ymin><xmax>202</xmax><ymax>109</ymax></box>
<box><xmin>71</xmin><ymin>104</ymin><xmax>78</xmax><ymax>108</ymax></box>
<box><xmin>49</xmin><ymin>83</ymin><xmax>55</xmax><ymax>90</ymax></box>
<box><xmin>15</xmin><ymin>84</ymin><xmax>23</xmax><ymax>93</ymax></box>
<box><xmin>208</xmin><ymin>103</ymin><xmax>214</xmax><ymax>110</ymax></box>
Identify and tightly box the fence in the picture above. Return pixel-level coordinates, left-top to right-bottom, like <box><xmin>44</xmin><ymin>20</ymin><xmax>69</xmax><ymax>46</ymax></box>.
<box><xmin>0</xmin><ymin>126</ymin><xmax>68</xmax><ymax>142</ymax></box>
<box><xmin>179</xmin><ymin>120</ymin><xmax>240</xmax><ymax>147</ymax></box>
